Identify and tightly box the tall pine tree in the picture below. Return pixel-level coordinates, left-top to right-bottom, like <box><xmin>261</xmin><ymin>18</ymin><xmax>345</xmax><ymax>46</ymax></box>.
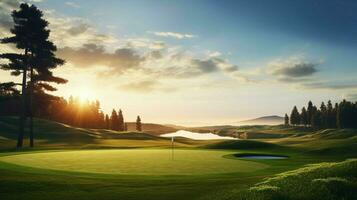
<box><xmin>1</xmin><ymin>4</ymin><xmax>36</xmax><ymax>147</ymax></box>
<box><xmin>290</xmin><ymin>106</ymin><xmax>300</xmax><ymax>126</ymax></box>
<box><xmin>136</xmin><ymin>115</ymin><xmax>142</xmax><ymax>131</ymax></box>
<box><xmin>284</xmin><ymin>113</ymin><xmax>289</xmax><ymax>126</ymax></box>
<box><xmin>118</xmin><ymin>109</ymin><xmax>124</xmax><ymax>131</ymax></box>
<box><xmin>300</xmin><ymin>107</ymin><xmax>308</xmax><ymax>126</ymax></box>
<box><xmin>110</xmin><ymin>109</ymin><xmax>119</xmax><ymax>130</ymax></box>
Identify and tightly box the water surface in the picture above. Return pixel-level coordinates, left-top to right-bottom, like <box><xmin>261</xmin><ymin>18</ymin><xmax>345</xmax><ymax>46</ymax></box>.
<box><xmin>161</xmin><ymin>130</ymin><xmax>236</xmax><ymax>140</ymax></box>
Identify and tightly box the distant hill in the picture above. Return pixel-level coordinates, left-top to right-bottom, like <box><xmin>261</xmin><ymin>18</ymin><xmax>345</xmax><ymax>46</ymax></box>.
<box><xmin>125</xmin><ymin>122</ymin><xmax>178</xmax><ymax>135</ymax></box>
<box><xmin>239</xmin><ymin>115</ymin><xmax>284</xmax><ymax>125</ymax></box>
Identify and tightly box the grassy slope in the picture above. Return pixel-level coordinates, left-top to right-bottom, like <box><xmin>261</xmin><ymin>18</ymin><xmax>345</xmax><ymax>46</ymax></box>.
<box><xmin>210</xmin><ymin>159</ymin><xmax>357</xmax><ymax>200</ymax></box>
<box><xmin>0</xmin><ymin>116</ymin><xmax>213</xmax><ymax>150</ymax></box>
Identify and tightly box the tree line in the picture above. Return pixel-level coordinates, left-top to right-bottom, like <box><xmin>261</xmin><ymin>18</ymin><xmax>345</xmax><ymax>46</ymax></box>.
<box><xmin>0</xmin><ymin>3</ymin><xmax>142</xmax><ymax>148</ymax></box>
<box><xmin>0</xmin><ymin>93</ymin><xmax>143</xmax><ymax>131</ymax></box>
<box><xmin>284</xmin><ymin>100</ymin><xmax>357</xmax><ymax>129</ymax></box>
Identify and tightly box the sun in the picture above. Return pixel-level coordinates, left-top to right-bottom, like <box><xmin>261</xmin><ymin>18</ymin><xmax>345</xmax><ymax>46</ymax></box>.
<box><xmin>77</xmin><ymin>88</ymin><xmax>93</xmax><ymax>102</ymax></box>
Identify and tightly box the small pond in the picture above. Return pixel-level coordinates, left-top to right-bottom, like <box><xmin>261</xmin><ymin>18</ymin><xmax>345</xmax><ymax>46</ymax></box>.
<box><xmin>234</xmin><ymin>153</ymin><xmax>288</xmax><ymax>160</ymax></box>
<box><xmin>161</xmin><ymin>130</ymin><xmax>236</xmax><ymax>140</ymax></box>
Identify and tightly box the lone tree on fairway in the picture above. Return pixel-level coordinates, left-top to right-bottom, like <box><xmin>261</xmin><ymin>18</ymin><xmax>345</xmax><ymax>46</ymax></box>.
<box><xmin>1</xmin><ymin>3</ymin><xmax>65</xmax><ymax>147</ymax></box>
<box><xmin>136</xmin><ymin>115</ymin><xmax>142</xmax><ymax>131</ymax></box>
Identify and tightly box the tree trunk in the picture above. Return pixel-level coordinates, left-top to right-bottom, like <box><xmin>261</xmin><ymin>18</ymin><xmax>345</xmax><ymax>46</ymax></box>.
<box><xmin>29</xmin><ymin>65</ymin><xmax>34</xmax><ymax>148</ymax></box>
<box><xmin>17</xmin><ymin>49</ymin><xmax>28</xmax><ymax>148</ymax></box>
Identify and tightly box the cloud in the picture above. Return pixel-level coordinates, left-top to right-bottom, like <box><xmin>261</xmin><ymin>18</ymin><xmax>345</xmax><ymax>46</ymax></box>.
<box><xmin>57</xmin><ymin>43</ymin><xmax>144</xmax><ymax>74</ymax></box>
<box><xmin>42</xmin><ymin>12</ymin><xmax>118</xmax><ymax>48</ymax></box>
<box><xmin>126</xmin><ymin>39</ymin><xmax>166</xmax><ymax>50</ymax></box>
<box><xmin>145</xmin><ymin>56</ymin><xmax>239</xmax><ymax>79</ymax></box>
<box><xmin>118</xmin><ymin>80</ymin><xmax>176</xmax><ymax>93</ymax></box>
<box><xmin>343</xmin><ymin>93</ymin><xmax>357</xmax><ymax>101</ymax></box>
<box><xmin>151</xmin><ymin>31</ymin><xmax>196</xmax><ymax>39</ymax></box>
<box><xmin>272</xmin><ymin>62</ymin><xmax>318</xmax><ymax>77</ymax></box>
<box><xmin>65</xmin><ymin>2</ymin><xmax>80</xmax><ymax>8</ymax></box>
<box><xmin>147</xmin><ymin>50</ymin><xmax>162</xmax><ymax>59</ymax></box>
<box><xmin>208</xmin><ymin>51</ymin><xmax>222</xmax><ymax>57</ymax></box>
<box><xmin>301</xmin><ymin>82</ymin><xmax>357</xmax><ymax>90</ymax></box>
<box><xmin>0</xmin><ymin>1</ymin><xmax>243</xmax><ymax>93</ymax></box>
<box><xmin>277</xmin><ymin>77</ymin><xmax>313</xmax><ymax>83</ymax></box>
<box><xmin>0</xmin><ymin>0</ymin><xmax>18</xmax><ymax>32</ymax></box>
<box><xmin>67</xmin><ymin>23</ymin><xmax>90</xmax><ymax>36</ymax></box>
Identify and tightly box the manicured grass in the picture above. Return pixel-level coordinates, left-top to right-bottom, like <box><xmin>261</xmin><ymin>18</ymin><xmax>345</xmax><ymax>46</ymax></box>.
<box><xmin>0</xmin><ymin>149</ymin><xmax>268</xmax><ymax>175</ymax></box>
<box><xmin>0</xmin><ymin>117</ymin><xmax>356</xmax><ymax>199</ymax></box>
<box><xmin>213</xmin><ymin>159</ymin><xmax>357</xmax><ymax>200</ymax></box>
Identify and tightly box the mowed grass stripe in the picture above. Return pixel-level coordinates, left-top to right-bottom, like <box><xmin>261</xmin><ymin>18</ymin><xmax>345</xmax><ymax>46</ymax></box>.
<box><xmin>0</xmin><ymin>149</ymin><xmax>268</xmax><ymax>175</ymax></box>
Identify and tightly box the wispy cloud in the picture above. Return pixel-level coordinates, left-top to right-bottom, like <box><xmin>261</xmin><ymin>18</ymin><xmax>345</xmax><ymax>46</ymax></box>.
<box><xmin>65</xmin><ymin>2</ymin><xmax>80</xmax><ymax>8</ymax></box>
<box><xmin>343</xmin><ymin>93</ymin><xmax>357</xmax><ymax>101</ymax></box>
<box><xmin>118</xmin><ymin>80</ymin><xmax>176</xmax><ymax>93</ymax></box>
<box><xmin>301</xmin><ymin>82</ymin><xmax>357</xmax><ymax>90</ymax></box>
<box><xmin>150</xmin><ymin>31</ymin><xmax>196</xmax><ymax>39</ymax></box>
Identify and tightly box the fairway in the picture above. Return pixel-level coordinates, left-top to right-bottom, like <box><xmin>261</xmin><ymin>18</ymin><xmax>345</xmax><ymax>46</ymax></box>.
<box><xmin>0</xmin><ymin>149</ymin><xmax>268</xmax><ymax>175</ymax></box>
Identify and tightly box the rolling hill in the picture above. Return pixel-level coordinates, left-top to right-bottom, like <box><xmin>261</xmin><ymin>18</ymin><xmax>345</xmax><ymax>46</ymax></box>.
<box><xmin>0</xmin><ymin>116</ymin><xmax>195</xmax><ymax>150</ymax></box>
<box><xmin>239</xmin><ymin>115</ymin><xmax>284</xmax><ymax>125</ymax></box>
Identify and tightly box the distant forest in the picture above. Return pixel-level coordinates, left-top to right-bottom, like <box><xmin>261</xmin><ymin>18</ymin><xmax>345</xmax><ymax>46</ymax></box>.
<box><xmin>0</xmin><ymin>91</ymin><xmax>141</xmax><ymax>131</ymax></box>
<box><xmin>285</xmin><ymin>100</ymin><xmax>357</xmax><ymax>129</ymax></box>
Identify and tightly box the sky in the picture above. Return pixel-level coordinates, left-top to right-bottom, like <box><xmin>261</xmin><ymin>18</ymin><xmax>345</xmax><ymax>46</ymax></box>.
<box><xmin>1</xmin><ymin>0</ymin><xmax>357</xmax><ymax>126</ymax></box>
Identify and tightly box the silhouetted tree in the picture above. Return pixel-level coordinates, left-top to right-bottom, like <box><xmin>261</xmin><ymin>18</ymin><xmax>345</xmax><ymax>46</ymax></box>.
<box><xmin>118</xmin><ymin>109</ymin><xmax>124</xmax><ymax>131</ymax></box>
<box><xmin>311</xmin><ymin>110</ymin><xmax>322</xmax><ymax>128</ymax></box>
<box><xmin>1</xmin><ymin>3</ymin><xmax>66</xmax><ymax>147</ymax></box>
<box><xmin>136</xmin><ymin>115</ymin><xmax>142</xmax><ymax>131</ymax></box>
<box><xmin>1</xmin><ymin>4</ymin><xmax>36</xmax><ymax>147</ymax></box>
<box><xmin>320</xmin><ymin>102</ymin><xmax>327</xmax><ymax>128</ymax></box>
<box><xmin>284</xmin><ymin>113</ymin><xmax>289</xmax><ymax>126</ymax></box>
<box><xmin>0</xmin><ymin>82</ymin><xmax>20</xmax><ymax>97</ymax></box>
<box><xmin>307</xmin><ymin>101</ymin><xmax>314</xmax><ymax>126</ymax></box>
<box><xmin>290</xmin><ymin>106</ymin><xmax>300</xmax><ymax>125</ymax></box>
<box><xmin>337</xmin><ymin>100</ymin><xmax>357</xmax><ymax>128</ymax></box>
<box><xmin>300</xmin><ymin>107</ymin><xmax>308</xmax><ymax>126</ymax></box>
<box><xmin>28</xmin><ymin>6</ymin><xmax>66</xmax><ymax>147</ymax></box>
<box><xmin>0</xmin><ymin>82</ymin><xmax>20</xmax><ymax>116</ymax></box>
<box><xmin>110</xmin><ymin>109</ymin><xmax>119</xmax><ymax>130</ymax></box>
<box><xmin>331</xmin><ymin>103</ymin><xmax>338</xmax><ymax>128</ymax></box>
<box><xmin>105</xmin><ymin>114</ymin><xmax>110</xmax><ymax>129</ymax></box>
<box><xmin>326</xmin><ymin>100</ymin><xmax>335</xmax><ymax>128</ymax></box>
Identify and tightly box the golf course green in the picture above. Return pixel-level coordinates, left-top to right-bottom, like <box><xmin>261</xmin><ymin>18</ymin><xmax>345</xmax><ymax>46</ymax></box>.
<box><xmin>0</xmin><ymin>117</ymin><xmax>356</xmax><ymax>200</ymax></box>
<box><xmin>0</xmin><ymin>149</ymin><xmax>268</xmax><ymax>175</ymax></box>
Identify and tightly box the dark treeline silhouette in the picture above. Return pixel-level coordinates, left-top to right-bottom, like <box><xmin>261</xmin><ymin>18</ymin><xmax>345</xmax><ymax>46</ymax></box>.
<box><xmin>0</xmin><ymin>94</ymin><xmax>141</xmax><ymax>131</ymax></box>
<box><xmin>285</xmin><ymin>100</ymin><xmax>357</xmax><ymax>129</ymax></box>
